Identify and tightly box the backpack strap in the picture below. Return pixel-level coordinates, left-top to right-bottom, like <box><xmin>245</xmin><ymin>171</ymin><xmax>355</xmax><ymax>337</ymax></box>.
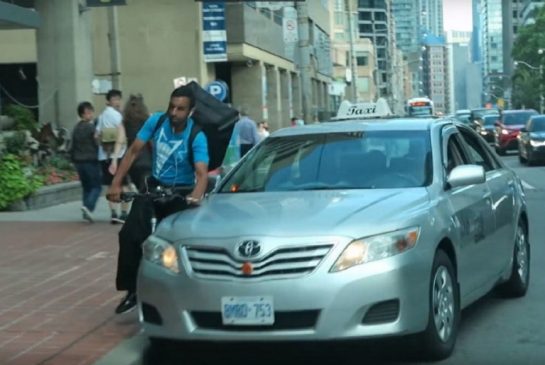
<box><xmin>187</xmin><ymin>122</ymin><xmax>203</xmax><ymax>170</ymax></box>
<box><xmin>150</xmin><ymin>113</ymin><xmax>202</xmax><ymax>170</ymax></box>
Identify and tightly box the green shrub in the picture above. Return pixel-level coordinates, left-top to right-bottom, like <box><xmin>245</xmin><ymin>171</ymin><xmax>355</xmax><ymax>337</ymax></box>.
<box><xmin>4</xmin><ymin>105</ymin><xmax>38</xmax><ymax>133</ymax></box>
<box><xmin>0</xmin><ymin>154</ymin><xmax>43</xmax><ymax>210</ymax></box>
<box><xmin>4</xmin><ymin>131</ymin><xmax>28</xmax><ymax>156</ymax></box>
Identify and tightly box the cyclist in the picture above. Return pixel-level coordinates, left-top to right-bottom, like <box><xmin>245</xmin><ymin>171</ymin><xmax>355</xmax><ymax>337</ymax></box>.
<box><xmin>107</xmin><ymin>85</ymin><xmax>209</xmax><ymax>314</ymax></box>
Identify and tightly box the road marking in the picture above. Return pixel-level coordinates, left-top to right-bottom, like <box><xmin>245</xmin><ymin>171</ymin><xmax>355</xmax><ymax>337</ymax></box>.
<box><xmin>522</xmin><ymin>180</ymin><xmax>535</xmax><ymax>190</ymax></box>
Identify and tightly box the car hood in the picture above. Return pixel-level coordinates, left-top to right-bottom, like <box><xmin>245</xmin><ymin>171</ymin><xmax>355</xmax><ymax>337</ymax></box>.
<box><xmin>156</xmin><ymin>189</ymin><xmax>430</xmax><ymax>240</ymax></box>
<box><xmin>503</xmin><ymin>124</ymin><xmax>525</xmax><ymax>131</ymax></box>
<box><xmin>530</xmin><ymin>131</ymin><xmax>545</xmax><ymax>140</ymax></box>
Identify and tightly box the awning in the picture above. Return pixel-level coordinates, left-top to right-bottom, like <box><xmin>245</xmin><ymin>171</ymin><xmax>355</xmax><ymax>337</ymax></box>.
<box><xmin>0</xmin><ymin>1</ymin><xmax>40</xmax><ymax>29</ymax></box>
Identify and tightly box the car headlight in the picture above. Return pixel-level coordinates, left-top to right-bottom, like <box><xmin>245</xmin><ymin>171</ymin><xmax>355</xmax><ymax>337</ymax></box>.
<box><xmin>142</xmin><ymin>236</ymin><xmax>179</xmax><ymax>273</ymax></box>
<box><xmin>530</xmin><ymin>140</ymin><xmax>545</xmax><ymax>147</ymax></box>
<box><xmin>501</xmin><ymin>129</ymin><xmax>509</xmax><ymax>135</ymax></box>
<box><xmin>331</xmin><ymin>227</ymin><xmax>420</xmax><ymax>272</ymax></box>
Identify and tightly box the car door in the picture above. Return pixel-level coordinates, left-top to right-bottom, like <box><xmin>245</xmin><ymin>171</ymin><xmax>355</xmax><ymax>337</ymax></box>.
<box><xmin>442</xmin><ymin>127</ymin><xmax>494</xmax><ymax>296</ymax></box>
<box><xmin>456</xmin><ymin>126</ymin><xmax>516</xmax><ymax>281</ymax></box>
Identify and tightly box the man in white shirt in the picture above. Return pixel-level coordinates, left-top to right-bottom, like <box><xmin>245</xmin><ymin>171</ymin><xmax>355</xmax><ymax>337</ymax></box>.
<box><xmin>95</xmin><ymin>89</ymin><xmax>130</xmax><ymax>224</ymax></box>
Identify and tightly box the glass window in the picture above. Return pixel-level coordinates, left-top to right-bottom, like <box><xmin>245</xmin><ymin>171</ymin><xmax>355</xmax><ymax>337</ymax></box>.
<box><xmin>529</xmin><ymin>117</ymin><xmax>545</xmax><ymax>131</ymax></box>
<box><xmin>503</xmin><ymin>111</ymin><xmax>538</xmax><ymax>125</ymax></box>
<box><xmin>356</xmin><ymin>55</ymin><xmax>368</xmax><ymax>66</ymax></box>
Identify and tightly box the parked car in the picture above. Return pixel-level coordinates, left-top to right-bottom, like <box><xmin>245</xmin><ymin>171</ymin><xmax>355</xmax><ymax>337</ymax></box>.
<box><xmin>137</xmin><ymin>106</ymin><xmax>530</xmax><ymax>362</ymax></box>
<box><xmin>469</xmin><ymin>107</ymin><xmax>499</xmax><ymax>130</ymax></box>
<box><xmin>518</xmin><ymin>114</ymin><xmax>545</xmax><ymax>165</ymax></box>
<box><xmin>454</xmin><ymin>109</ymin><xmax>471</xmax><ymax>125</ymax></box>
<box><xmin>494</xmin><ymin>109</ymin><xmax>538</xmax><ymax>155</ymax></box>
<box><xmin>475</xmin><ymin>114</ymin><xmax>499</xmax><ymax>143</ymax></box>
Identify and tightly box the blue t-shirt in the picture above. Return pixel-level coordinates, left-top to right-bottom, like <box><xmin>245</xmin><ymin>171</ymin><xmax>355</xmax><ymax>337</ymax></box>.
<box><xmin>137</xmin><ymin>112</ymin><xmax>209</xmax><ymax>186</ymax></box>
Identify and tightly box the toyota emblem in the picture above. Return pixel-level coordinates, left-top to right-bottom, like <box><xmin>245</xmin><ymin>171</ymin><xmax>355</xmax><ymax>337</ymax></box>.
<box><xmin>237</xmin><ymin>240</ymin><xmax>261</xmax><ymax>258</ymax></box>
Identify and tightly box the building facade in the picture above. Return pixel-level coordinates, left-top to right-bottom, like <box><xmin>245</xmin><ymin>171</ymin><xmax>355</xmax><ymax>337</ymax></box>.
<box><xmin>422</xmin><ymin>35</ymin><xmax>449</xmax><ymax>113</ymax></box>
<box><xmin>521</xmin><ymin>0</ymin><xmax>545</xmax><ymax>25</ymax></box>
<box><xmin>481</xmin><ymin>0</ymin><xmax>505</xmax><ymax>104</ymax></box>
<box><xmin>0</xmin><ymin>0</ymin><xmax>333</xmax><ymax>130</ymax></box>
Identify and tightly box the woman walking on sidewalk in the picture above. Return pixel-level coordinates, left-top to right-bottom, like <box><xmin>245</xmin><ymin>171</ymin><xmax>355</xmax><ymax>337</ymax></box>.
<box><xmin>69</xmin><ymin>102</ymin><xmax>102</xmax><ymax>222</ymax></box>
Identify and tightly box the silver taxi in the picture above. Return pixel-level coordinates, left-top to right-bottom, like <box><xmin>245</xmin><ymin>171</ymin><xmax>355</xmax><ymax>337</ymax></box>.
<box><xmin>137</xmin><ymin>102</ymin><xmax>530</xmax><ymax>361</ymax></box>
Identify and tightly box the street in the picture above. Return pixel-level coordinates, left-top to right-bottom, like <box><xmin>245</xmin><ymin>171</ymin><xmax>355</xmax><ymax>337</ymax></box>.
<box><xmin>95</xmin><ymin>153</ymin><xmax>545</xmax><ymax>365</ymax></box>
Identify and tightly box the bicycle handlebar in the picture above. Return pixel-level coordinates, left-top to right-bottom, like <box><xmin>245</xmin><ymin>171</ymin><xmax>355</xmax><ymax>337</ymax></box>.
<box><xmin>120</xmin><ymin>189</ymin><xmax>189</xmax><ymax>203</ymax></box>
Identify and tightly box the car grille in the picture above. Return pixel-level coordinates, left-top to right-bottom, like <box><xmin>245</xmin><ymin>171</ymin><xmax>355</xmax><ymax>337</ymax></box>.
<box><xmin>184</xmin><ymin>244</ymin><xmax>333</xmax><ymax>279</ymax></box>
<box><xmin>191</xmin><ymin>310</ymin><xmax>320</xmax><ymax>331</ymax></box>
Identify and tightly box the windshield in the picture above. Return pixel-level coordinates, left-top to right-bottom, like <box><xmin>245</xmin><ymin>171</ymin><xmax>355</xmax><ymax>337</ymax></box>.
<box><xmin>503</xmin><ymin>111</ymin><xmax>537</xmax><ymax>125</ymax></box>
<box><xmin>219</xmin><ymin>131</ymin><xmax>432</xmax><ymax>192</ymax></box>
<box><xmin>408</xmin><ymin>106</ymin><xmax>433</xmax><ymax>117</ymax></box>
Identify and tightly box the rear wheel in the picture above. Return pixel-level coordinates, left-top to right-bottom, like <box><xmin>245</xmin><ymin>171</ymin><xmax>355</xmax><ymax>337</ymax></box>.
<box><xmin>415</xmin><ymin>250</ymin><xmax>460</xmax><ymax>361</ymax></box>
<box><xmin>498</xmin><ymin>222</ymin><xmax>530</xmax><ymax>297</ymax></box>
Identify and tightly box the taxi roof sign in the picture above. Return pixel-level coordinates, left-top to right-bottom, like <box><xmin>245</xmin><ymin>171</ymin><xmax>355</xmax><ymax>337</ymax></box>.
<box><xmin>333</xmin><ymin>97</ymin><xmax>393</xmax><ymax>120</ymax></box>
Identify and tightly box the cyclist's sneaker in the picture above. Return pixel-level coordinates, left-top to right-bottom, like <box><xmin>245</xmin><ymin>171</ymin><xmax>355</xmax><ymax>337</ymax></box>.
<box><xmin>81</xmin><ymin>206</ymin><xmax>94</xmax><ymax>223</ymax></box>
<box><xmin>115</xmin><ymin>292</ymin><xmax>137</xmax><ymax>314</ymax></box>
<box><xmin>111</xmin><ymin>211</ymin><xmax>120</xmax><ymax>224</ymax></box>
<box><xmin>117</xmin><ymin>212</ymin><xmax>128</xmax><ymax>224</ymax></box>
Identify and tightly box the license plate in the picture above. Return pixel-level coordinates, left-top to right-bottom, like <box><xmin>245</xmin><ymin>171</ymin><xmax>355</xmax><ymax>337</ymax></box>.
<box><xmin>221</xmin><ymin>296</ymin><xmax>274</xmax><ymax>325</ymax></box>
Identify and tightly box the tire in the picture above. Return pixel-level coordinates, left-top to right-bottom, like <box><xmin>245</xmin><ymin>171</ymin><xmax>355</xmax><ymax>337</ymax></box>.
<box><xmin>416</xmin><ymin>250</ymin><xmax>460</xmax><ymax>361</ymax></box>
<box><xmin>498</xmin><ymin>222</ymin><xmax>530</xmax><ymax>298</ymax></box>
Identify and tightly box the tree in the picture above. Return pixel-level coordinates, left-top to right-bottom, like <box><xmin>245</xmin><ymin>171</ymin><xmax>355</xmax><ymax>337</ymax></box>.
<box><xmin>511</xmin><ymin>6</ymin><xmax>545</xmax><ymax>110</ymax></box>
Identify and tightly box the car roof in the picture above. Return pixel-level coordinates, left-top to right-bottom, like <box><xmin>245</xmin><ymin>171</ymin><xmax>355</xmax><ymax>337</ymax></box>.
<box><xmin>502</xmin><ymin>109</ymin><xmax>537</xmax><ymax>114</ymax></box>
<box><xmin>270</xmin><ymin>117</ymin><xmax>446</xmax><ymax>137</ymax></box>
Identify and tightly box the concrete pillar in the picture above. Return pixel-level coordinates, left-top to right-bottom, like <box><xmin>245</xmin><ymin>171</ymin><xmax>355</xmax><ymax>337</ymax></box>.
<box><xmin>280</xmin><ymin>69</ymin><xmax>291</xmax><ymax>128</ymax></box>
<box><xmin>35</xmin><ymin>0</ymin><xmax>93</xmax><ymax>129</ymax></box>
<box><xmin>231</xmin><ymin>61</ymin><xmax>264</xmax><ymax>123</ymax></box>
<box><xmin>291</xmin><ymin>72</ymin><xmax>302</xmax><ymax>119</ymax></box>
<box><xmin>266</xmin><ymin>65</ymin><xmax>282</xmax><ymax>131</ymax></box>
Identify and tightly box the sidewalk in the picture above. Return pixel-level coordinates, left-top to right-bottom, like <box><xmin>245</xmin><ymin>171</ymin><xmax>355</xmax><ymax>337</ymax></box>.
<box><xmin>0</xmin><ymin>198</ymin><xmax>139</xmax><ymax>365</ymax></box>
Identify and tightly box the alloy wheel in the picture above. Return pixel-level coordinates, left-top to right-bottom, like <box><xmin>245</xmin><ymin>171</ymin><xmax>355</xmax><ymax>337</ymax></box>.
<box><xmin>432</xmin><ymin>266</ymin><xmax>455</xmax><ymax>343</ymax></box>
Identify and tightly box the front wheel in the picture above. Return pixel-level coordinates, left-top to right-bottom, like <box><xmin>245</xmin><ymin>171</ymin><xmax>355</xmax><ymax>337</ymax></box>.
<box><xmin>415</xmin><ymin>250</ymin><xmax>460</xmax><ymax>361</ymax></box>
<box><xmin>498</xmin><ymin>222</ymin><xmax>530</xmax><ymax>297</ymax></box>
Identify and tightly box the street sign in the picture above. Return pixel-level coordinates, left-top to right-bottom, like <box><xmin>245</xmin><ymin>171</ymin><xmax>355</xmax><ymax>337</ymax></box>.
<box><xmin>205</xmin><ymin>80</ymin><xmax>229</xmax><ymax>101</ymax></box>
<box><xmin>202</xmin><ymin>2</ymin><xmax>227</xmax><ymax>62</ymax></box>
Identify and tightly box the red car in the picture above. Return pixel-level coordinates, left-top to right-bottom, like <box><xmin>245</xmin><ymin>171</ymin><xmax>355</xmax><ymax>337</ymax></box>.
<box><xmin>494</xmin><ymin>109</ymin><xmax>538</xmax><ymax>155</ymax></box>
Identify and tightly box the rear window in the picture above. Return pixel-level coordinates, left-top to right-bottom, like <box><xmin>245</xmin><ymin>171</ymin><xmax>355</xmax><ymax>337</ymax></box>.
<box><xmin>503</xmin><ymin>111</ymin><xmax>537</xmax><ymax>125</ymax></box>
<box><xmin>483</xmin><ymin>115</ymin><xmax>499</xmax><ymax>125</ymax></box>
<box><xmin>530</xmin><ymin>118</ymin><xmax>545</xmax><ymax>132</ymax></box>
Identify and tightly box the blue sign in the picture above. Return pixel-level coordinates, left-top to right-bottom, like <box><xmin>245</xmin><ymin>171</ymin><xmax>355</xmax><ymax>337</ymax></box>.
<box><xmin>202</xmin><ymin>2</ymin><xmax>227</xmax><ymax>62</ymax></box>
<box><xmin>205</xmin><ymin>80</ymin><xmax>229</xmax><ymax>102</ymax></box>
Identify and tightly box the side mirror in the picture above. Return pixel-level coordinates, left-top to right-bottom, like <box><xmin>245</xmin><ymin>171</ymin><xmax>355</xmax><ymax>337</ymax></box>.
<box><xmin>447</xmin><ymin>165</ymin><xmax>485</xmax><ymax>189</ymax></box>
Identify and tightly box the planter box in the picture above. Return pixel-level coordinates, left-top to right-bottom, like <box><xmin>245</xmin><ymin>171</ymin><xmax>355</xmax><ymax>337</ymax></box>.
<box><xmin>7</xmin><ymin>181</ymin><xmax>82</xmax><ymax>211</ymax></box>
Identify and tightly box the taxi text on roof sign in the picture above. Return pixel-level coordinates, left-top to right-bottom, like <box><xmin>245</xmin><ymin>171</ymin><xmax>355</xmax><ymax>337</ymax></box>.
<box><xmin>333</xmin><ymin>98</ymin><xmax>393</xmax><ymax>120</ymax></box>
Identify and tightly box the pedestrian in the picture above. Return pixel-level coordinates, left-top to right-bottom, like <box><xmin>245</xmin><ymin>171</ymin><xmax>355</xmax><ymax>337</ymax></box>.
<box><xmin>257</xmin><ymin>120</ymin><xmax>270</xmax><ymax>141</ymax></box>
<box><xmin>95</xmin><ymin>89</ymin><xmax>131</xmax><ymax>224</ymax></box>
<box><xmin>107</xmin><ymin>85</ymin><xmax>209</xmax><ymax>314</ymax></box>
<box><xmin>235</xmin><ymin>107</ymin><xmax>260</xmax><ymax>157</ymax></box>
<box><xmin>109</xmin><ymin>94</ymin><xmax>152</xmax><ymax>192</ymax></box>
<box><xmin>69</xmin><ymin>101</ymin><xmax>102</xmax><ymax>223</ymax></box>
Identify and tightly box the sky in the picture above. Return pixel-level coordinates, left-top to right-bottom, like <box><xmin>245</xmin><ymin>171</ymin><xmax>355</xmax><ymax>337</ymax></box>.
<box><xmin>443</xmin><ymin>0</ymin><xmax>473</xmax><ymax>32</ymax></box>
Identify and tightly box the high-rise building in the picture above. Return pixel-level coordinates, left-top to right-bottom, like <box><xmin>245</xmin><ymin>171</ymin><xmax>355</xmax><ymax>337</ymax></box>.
<box><xmin>422</xmin><ymin>34</ymin><xmax>449</xmax><ymax>113</ymax></box>
<box><xmin>471</xmin><ymin>0</ymin><xmax>483</xmax><ymax>62</ymax></box>
<box><xmin>356</xmin><ymin>0</ymin><xmax>394</xmax><ymax>100</ymax></box>
<box><xmin>420</xmin><ymin>0</ymin><xmax>444</xmax><ymax>37</ymax></box>
<box><xmin>521</xmin><ymin>0</ymin><xmax>545</xmax><ymax>25</ymax></box>
<box><xmin>446</xmin><ymin>31</ymin><xmax>472</xmax><ymax>113</ymax></box>
<box><xmin>391</xmin><ymin>0</ymin><xmax>420</xmax><ymax>54</ymax></box>
<box><xmin>481</xmin><ymin>0</ymin><xmax>505</xmax><ymax>103</ymax></box>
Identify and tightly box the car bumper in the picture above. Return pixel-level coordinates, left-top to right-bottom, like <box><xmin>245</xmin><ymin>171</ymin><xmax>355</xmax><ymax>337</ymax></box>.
<box><xmin>137</xmin><ymin>250</ymin><xmax>430</xmax><ymax>341</ymax></box>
